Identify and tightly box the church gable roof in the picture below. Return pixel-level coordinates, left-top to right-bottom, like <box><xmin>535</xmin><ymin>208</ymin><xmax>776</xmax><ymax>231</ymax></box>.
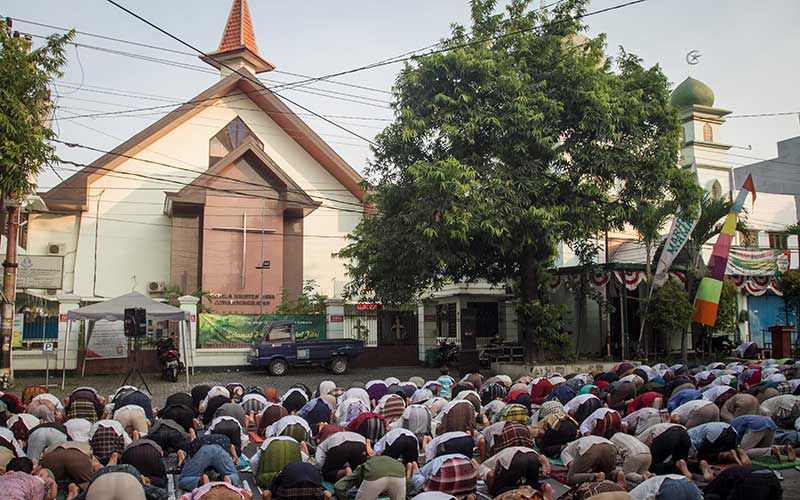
<box><xmin>43</xmin><ymin>73</ymin><xmax>367</xmax><ymax>211</ymax></box>
<box><xmin>165</xmin><ymin>136</ymin><xmax>321</xmax><ymax>215</ymax></box>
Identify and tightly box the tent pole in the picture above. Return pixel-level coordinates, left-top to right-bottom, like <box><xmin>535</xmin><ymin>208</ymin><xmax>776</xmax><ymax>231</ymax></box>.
<box><xmin>181</xmin><ymin>320</ymin><xmax>189</xmax><ymax>386</ymax></box>
<box><xmin>189</xmin><ymin>319</ymin><xmax>195</xmax><ymax>376</ymax></box>
<box><xmin>81</xmin><ymin>320</ymin><xmax>93</xmax><ymax>377</ymax></box>
<box><xmin>61</xmin><ymin>320</ymin><xmax>72</xmax><ymax>390</ymax></box>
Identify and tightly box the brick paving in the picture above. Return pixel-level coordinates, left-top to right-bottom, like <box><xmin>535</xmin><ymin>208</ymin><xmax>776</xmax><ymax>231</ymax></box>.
<box><xmin>12</xmin><ymin>365</ymin><xmax>442</xmax><ymax>402</ymax></box>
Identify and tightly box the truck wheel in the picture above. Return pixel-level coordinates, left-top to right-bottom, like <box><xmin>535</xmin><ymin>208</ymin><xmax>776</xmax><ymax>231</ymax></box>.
<box><xmin>330</xmin><ymin>357</ymin><xmax>348</xmax><ymax>375</ymax></box>
<box><xmin>269</xmin><ymin>359</ymin><xmax>288</xmax><ymax>376</ymax></box>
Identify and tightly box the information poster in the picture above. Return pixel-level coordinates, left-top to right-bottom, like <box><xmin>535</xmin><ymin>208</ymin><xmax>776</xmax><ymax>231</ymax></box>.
<box><xmin>85</xmin><ymin>320</ymin><xmax>128</xmax><ymax>359</ymax></box>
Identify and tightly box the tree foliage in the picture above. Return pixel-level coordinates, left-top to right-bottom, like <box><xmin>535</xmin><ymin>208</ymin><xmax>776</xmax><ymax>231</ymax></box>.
<box><xmin>689</xmin><ymin>193</ymin><xmax>749</xmax><ymax>267</ymax></box>
<box><xmin>339</xmin><ymin>0</ymin><xmax>699</xmax><ymax>359</ymax></box>
<box><xmin>780</xmin><ymin>270</ymin><xmax>800</xmax><ymax>324</ymax></box>
<box><xmin>0</xmin><ymin>23</ymin><xmax>73</xmax><ymax>197</ymax></box>
<box><xmin>650</xmin><ymin>278</ymin><xmax>694</xmax><ymax>351</ymax></box>
<box><xmin>630</xmin><ymin>199</ymin><xmax>676</xmax><ymax>279</ymax></box>
<box><xmin>713</xmin><ymin>279</ymin><xmax>739</xmax><ymax>336</ymax></box>
<box><xmin>276</xmin><ymin>281</ymin><xmax>328</xmax><ymax>315</ymax></box>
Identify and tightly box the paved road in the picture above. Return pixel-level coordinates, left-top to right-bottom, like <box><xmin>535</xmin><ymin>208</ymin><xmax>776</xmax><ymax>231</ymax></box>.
<box><xmin>13</xmin><ymin>365</ymin><xmax>443</xmax><ymax>402</ymax></box>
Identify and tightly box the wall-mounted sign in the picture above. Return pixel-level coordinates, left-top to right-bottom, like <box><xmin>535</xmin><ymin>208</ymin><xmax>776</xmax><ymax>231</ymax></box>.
<box><xmin>16</xmin><ymin>255</ymin><xmax>63</xmax><ymax>290</ymax></box>
<box><xmin>330</xmin><ymin>315</ymin><xmax>344</xmax><ymax>323</ymax></box>
<box><xmin>207</xmin><ymin>293</ymin><xmax>276</xmax><ymax>306</ymax></box>
<box><xmin>356</xmin><ymin>303</ymin><xmax>383</xmax><ymax>311</ymax></box>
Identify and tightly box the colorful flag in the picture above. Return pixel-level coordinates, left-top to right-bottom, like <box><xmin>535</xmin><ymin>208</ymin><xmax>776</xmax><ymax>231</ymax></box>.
<box><xmin>693</xmin><ymin>174</ymin><xmax>756</xmax><ymax>326</ymax></box>
<box><xmin>653</xmin><ymin>206</ymin><xmax>701</xmax><ymax>288</ymax></box>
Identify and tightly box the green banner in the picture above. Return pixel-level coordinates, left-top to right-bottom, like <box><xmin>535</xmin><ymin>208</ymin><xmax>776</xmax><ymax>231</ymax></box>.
<box><xmin>198</xmin><ymin>314</ymin><xmax>326</xmax><ymax>345</ymax></box>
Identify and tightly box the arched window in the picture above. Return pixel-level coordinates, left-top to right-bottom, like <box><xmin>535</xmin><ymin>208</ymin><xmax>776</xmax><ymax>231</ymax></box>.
<box><xmin>703</xmin><ymin>123</ymin><xmax>713</xmax><ymax>142</ymax></box>
<box><xmin>209</xmin><ymin>117</ymin><xmax>262</xmax><ymax>166</ymax></box>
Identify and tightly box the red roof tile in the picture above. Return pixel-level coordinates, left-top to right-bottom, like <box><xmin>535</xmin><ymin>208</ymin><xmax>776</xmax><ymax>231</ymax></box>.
<box><xmin>217</xmin><ymin>0</ymin><xmax>259</xmax><ymax>54</ymax></box>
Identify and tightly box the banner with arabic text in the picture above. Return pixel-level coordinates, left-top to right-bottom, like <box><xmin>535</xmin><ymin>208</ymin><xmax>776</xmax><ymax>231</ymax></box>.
<box><xmin>726</xmin><ymin>248</ymin><xmax>790</xmax><ymax>276</ymax></box>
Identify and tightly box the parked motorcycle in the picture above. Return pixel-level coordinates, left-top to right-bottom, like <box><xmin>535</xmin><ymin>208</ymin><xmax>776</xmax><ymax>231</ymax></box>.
<box><xmin>156</xmin><ymin>336</ymin><xmax>184</xmax><ymax>382</ymax></box>
<box><xmin>438</xmin><ymin>338</ymin><xmax>460</xmax><ymax>369</ymax></box>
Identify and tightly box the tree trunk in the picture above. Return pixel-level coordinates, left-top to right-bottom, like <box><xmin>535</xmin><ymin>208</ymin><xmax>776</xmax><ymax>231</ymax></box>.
<box><xmin>519</xmin><ymin>250</ymin><xmax>541</xmax><ymax>362</ymax></box>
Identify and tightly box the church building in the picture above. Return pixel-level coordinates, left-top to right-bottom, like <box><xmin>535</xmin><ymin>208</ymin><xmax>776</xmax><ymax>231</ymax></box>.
<box><xmin>15</xmin><ymin>0</ymin><xmax>368</xmax><ymax>370</ymax></box>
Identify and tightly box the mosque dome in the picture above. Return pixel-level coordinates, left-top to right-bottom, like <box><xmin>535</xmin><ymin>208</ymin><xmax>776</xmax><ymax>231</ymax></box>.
<box><xmin>671</xmin><ymin>77</ymin><xmax>715</xmax><ymax>108</ymax></box>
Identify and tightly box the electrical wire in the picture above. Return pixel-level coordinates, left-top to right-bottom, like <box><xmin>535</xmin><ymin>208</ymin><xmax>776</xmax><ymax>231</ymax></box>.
<box><xmin>22</xmin><ymin>0</ymin><xmax>649</xmax><ymax>127</ymax></box>
<box><xmin>53</xmin><ymin>139</ymin><xmax>368</xmax><ymax>208</ymax></box>
<box><xmin>11</xmin><ymin>16</ymin><xmax>391</xmax><ymax>94</ymax></box>
<box><xmin>24</xmin><ymin>33</ymin><xmax>393</xmax><ymax>110</ymax></box>
<box><xmin>53</xmin><ymin>157</ymin><xmax>366</xmax><ymax>214</ymax></box>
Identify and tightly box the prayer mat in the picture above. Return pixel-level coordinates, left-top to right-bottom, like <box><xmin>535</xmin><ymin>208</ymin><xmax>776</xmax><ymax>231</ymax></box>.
<box><xmin>750</xmin><ymin>457</ymin><xmax>800</xmax><ymax>470</ymax></box>
<box><xmin>248</xmin><ymin>430</ymin><xmax>266</xmax><ymax>443</ymax></box>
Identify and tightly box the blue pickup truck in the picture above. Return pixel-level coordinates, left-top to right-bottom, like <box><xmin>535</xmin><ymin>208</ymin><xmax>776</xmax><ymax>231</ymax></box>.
<box><xmin>248</xmin><ymin>320</ymin><xmax>365</xmax><ymax>376</ymax></box>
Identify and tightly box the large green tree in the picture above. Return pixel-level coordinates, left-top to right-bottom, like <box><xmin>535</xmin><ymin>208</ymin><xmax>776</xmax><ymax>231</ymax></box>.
<box><xmin>339</xmin><ymin>0</ymin><xmax>699</xmax><ymax>359</ymax></box>
<box><xmin>0</xmin><ymin>22</ymin><xmax>73</xmax><ymax>232</ymax></box>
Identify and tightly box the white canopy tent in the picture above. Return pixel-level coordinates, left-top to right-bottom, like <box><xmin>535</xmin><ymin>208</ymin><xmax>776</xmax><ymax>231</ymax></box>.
<box><xmin>63</xmin><ymin>291</ymin><xmax>193</xmax><ymax>388</ymax></box>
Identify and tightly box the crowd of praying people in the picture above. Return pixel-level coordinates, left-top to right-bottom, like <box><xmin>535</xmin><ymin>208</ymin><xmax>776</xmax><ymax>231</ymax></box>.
<box><xmin>0</xmin><ymin>357</ymin><xmax>795</xmax><ymax>500</ymax></box>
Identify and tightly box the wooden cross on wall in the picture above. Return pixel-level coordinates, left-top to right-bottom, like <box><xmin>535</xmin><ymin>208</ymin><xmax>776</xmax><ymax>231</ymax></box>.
<box><xmin>353</xmin><ymin>319</ymin><xmax>369</xmax><ymax>341</ymax></box>
<box><xmin>392</xmin><ymin>317</ymin><xmax>407</xmax><ymax>340</ymax></box>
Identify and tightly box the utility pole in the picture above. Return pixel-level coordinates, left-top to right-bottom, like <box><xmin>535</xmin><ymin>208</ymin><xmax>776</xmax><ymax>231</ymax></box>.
<box><xmin>1</xmin><ymin>197</ymin><xmax>20</xmax><ymax>387</ymax></box>
<box><xmin>1</xmin><ymin>19</ymin><xmax>35</xmax><ymax>387</ymax></box>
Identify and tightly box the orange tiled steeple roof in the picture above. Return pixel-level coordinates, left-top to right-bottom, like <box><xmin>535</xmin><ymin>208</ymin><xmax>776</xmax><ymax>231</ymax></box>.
<box><xmin>202</xmin><ymin>0</ymin><xmax>274</xmax><ymax>74</ymax></box>
<box><xmin>218</xmin><ymin>0</ymin><xmax>258</xmax><ymax>54</ymax></box>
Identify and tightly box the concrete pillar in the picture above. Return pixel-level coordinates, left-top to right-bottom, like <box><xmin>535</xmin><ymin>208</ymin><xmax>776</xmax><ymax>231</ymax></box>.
<box><xmin>418</xmin><ymin>302</ymin><xmax>437</xmax><ymax>362</ymax></box>
<box><xmin>57</xmin><ymin>294</ymin><xmax>81</xmax><ymax>370</ymax></box>
<box><xmin>178</xmin><ymin>295</ymin><xmax>200</xmax><ymax>354</ymax></box>
<box><xmin>326</xmin><ymin>299</ymin><xmax>345</xmax><ymax>339</ymax></box>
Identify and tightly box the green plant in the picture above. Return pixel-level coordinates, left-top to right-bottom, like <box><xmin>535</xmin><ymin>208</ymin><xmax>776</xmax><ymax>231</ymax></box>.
<box><xmin>164</xmin><ymin>284</ymin><xmax>212</xmax><ymax>314</ymax></box>
<box><xmin>713</xmin><ymin>279</ymin><xmax>739</xmax><ymax>336</ymax></box>
<box><xmin>275</xmin><ymin>280</ymin><xmax>327</xmax><ymax>315</ymax></box>
<box><xmin>650</xmin><ymin>278</ymin><xmax>694</xmax><ymax>359</ymax></box>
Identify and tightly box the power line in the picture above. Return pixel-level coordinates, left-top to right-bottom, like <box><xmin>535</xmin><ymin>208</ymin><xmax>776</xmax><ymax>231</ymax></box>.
<box><xmin>11</xmin><ymin>16</ymin><xmax>392</xmax><ymax>94</ymax></box>
<box><xmin>260</xmin><ymin>0</ymin><xmax>650</xmax><ymax>92</ymax></box>
<box><xmin>55</xmin><ymin>104</ymin><xmax>377</xmax><ymax>145</ymax></box>
<box><xmin>57</xmin><ymin>1</ymin><xmax>378</xmax><ymax>146</ymax></box>
<box><xmin>27</xmin><ymin>0</ymin><xmax>648</xmax><ymax>127</ymax></box>
<box><xmin>53</xmin><ymin>139</ymin><xmax>367</xmax><ymax>208</ymax></box>
<box><xmin>24</xmin><ymin>33</ymin><xmax>393</xmax><ymax>110</ymax></box>
<box><xmin>55</xmin><ymin>157</ymin><xmax>366</xmax><ymax>214</ymax></box>
<box><xmin>727</xmin><ymin>111</ymin><xmax>800</xmax><ymax>119</ymax></box>
<box><xmin>52</xmin><ymin>82</ymin><xmax>393</xmax><ymax>122</ymax></box>
<box><xmin>42</xmin><ymin>211</ymin><xmax>350</xmax><ymax>239</ymax></box>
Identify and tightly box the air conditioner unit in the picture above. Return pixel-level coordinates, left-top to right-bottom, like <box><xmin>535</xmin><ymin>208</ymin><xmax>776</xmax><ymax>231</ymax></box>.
<box><xmin>47</xmin><ymin>243</ymin><xmax>66</xmax><ymax>255</ymax></box>
<box><xmin>147</xmin><ymin>281</ymin><xmax>167</xmax><ymax>293</ymax></box>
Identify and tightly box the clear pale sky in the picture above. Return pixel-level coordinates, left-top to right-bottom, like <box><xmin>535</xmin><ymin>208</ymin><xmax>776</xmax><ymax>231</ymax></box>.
<box><xmin>5</xmin><ymin>0</ymin><xmax>799</xmax><ymax>190</ymax></box>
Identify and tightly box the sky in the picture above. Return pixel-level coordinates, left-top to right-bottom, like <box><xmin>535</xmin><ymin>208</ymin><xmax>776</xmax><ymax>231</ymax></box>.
<box><xmin>5</xmin><ymin>0</ymin><xmax>800</xmax><ymax>190</ymax></box>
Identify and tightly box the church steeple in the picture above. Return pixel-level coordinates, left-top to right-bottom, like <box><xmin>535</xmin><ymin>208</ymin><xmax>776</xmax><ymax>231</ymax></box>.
<box><xmin>201</xmin><ymin>0</ymin><xmax>275</xmax><ymax>77</ymax></box>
